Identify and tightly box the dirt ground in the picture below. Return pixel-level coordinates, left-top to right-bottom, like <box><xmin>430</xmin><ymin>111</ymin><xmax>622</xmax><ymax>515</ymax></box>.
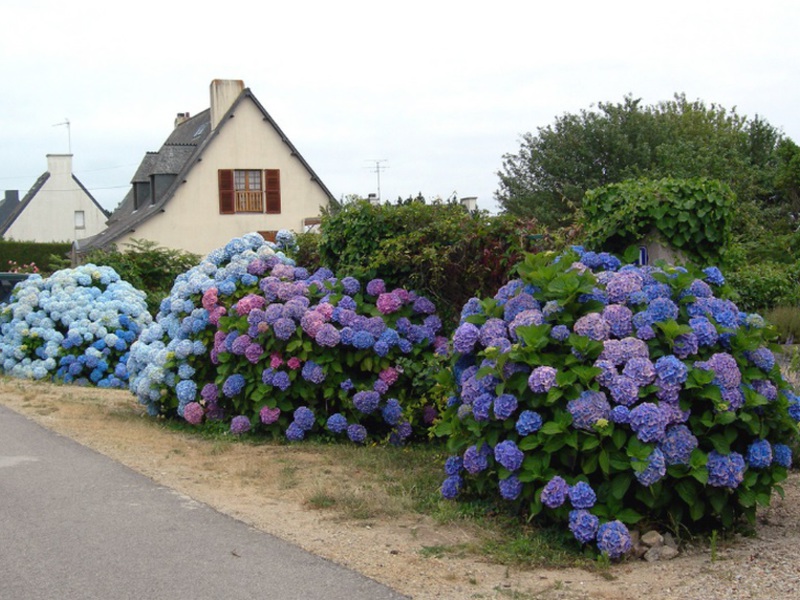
<box><xmin>2</xmin><ymin>378</ymin><xmax>799</xmax><ymax>600</ymax></box>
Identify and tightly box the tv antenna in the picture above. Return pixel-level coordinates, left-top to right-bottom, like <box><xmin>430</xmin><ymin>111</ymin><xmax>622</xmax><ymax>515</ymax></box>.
<box><xmin>53</xmin><ymin>118</ymin><xmax>71</xmax><ymax>153</ymax></box>
<box><xmin>366</xmin><ymin>159</ymin><xmax>389</xmax><ymax>201</ymax></box>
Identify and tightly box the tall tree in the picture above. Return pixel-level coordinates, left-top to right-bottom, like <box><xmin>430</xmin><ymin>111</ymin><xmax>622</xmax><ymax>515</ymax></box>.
<box><xmin>495</xmin><ymin>94</ymin><xmax>789</xmax><ymax>228</ymax></box>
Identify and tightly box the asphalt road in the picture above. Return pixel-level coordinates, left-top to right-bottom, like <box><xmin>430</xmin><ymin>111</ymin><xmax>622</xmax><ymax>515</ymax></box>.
<box><xmin>0</xmin><ymin>405</ymin><xmax>408</xmax><ymax>599</ymax></box>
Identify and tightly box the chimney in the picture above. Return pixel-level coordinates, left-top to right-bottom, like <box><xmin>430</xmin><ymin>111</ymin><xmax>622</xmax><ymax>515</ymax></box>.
<box><xmin>174</xmin><ymin>112</ymin><xmax>191</xmax><ymax>128</ymax></box>
<box><xmin>210</xmin><ymin>79</ymin><xmax>245</xmax><ymax>130</ymax></box>
<box><xmin>47</xmin><ymin>154</ymin><xmax>73</xmax><ymax>176</ymax></box>
<box><xmin>4</xmin><ymin>190</ymin><xmax>19</xmax><ymax>205</ymax></box>
<box><xmin>367</xmin><ymin>193</ymin><xmax>379</xmax><ymax>205</ymax></box>
<box><xmin>460</xmin><ymin>196</ymin><xmax>477</xmax><ymax>211</ymax></box>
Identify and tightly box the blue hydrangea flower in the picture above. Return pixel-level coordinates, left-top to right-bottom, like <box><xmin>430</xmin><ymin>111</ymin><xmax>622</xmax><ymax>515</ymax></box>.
<box><xmin>293</xmin><ymin>407</ymin><xmax>315</xmax><ymax>431</ymax></box>
<box><xmin>568</xmin><ymin>481</ymin><xmax>596</xmax><ymax>509</ymax></box>
<box><xmin>516</xmin><ymin>410</ymin><xmax>543</xmax><ymax>436</ymax></box>
<box><xmin>463</xmin><ymin>444</ymin><xmax>490</xmax><ymax>474</ymax></box>
<box><xmin>222</xmin><ymin>374</ymin><xmax>246</xmax><ymax>397</ymax></box>
<box><xmin>353</xmin><ymin>391</ymin><xmax>381</xmax><ymax>414</ymax></box>
<box><xmin>494</xmin><ymin>440</ymin><xmax>524</xmax><ymax>472</ymax></box>
<box><xmin>567</xmin><ymin>391</ymin><xmax>611</xmax><ymax>430</ymax></box>
<box><xmin>745</xmin><ymin>439</ymin><xmax>772</xmax><ymax>469</ymax></box>
<box><xmin>444</xmin><ymin>456</ymin><xmax>463</xmax><ymax>476</ymax></box>
<box><xmin>347</xmin><ymin>424</ymin><xmax>368</xmax><ymax>444</ymax></box>
<box><xmin>634</xmin><ymin>448</ymin><xmax>667</xmax><ymax>486</ymax></box>
<box><xmin>326</xmin><ymin>413</ymin><xmax>348</xmax><ymax>434</ymax></box>
<box><xmin>286</xmin><ymin>421</ymin><xmax>305</xmax><ymax>441</ymax></box>
<box><xmin>772</xmin><ymin>444</ymin><xmax>792</xmax><ymax>468</ymax></box>
<box><xmin>499</xmin><ymin>475</ymin><xmax>523</xmax><ymax>500</ymax></box>
<box><xmin>569</xmin><ymin>509</ymin><xmax>600</xmax><ymax>544</ymax></box>
<box><xmin>658</xmin><ymin>425</ymin><xmax>698</xmax><ymax>465</ymax></box>
<box><xmin>528</xmin><ymin>366</ymin><xmax>557</xmax><ymax>394</ymax></box>
<box><xmin>493</xmin><ymin>394</ymin><xmax>518</xmax><ymax>420</ymax></box>
<box><xmin>441</xmin><ymin>475</ymin><xmax>463</xmax><ymax>499</ymax></box>
<box><xmin>609</xmin><ymin>405</ymin><xmax>630</xmax><ymax>424</ymax></box>
<box><xmin>707</xmin><ymin>450</ymin><xmax>746</xmax><ymax>489</ymax></box>
<box><xmin>472</xmin><ymin>393</ymin><xmax>493</xmax><ymax>421</ymax></box>
<box><xmin>453</xmin><ymin>322</ymin><xmax>480</xmax><ymax>354</ymax></box>
<box><xmin>629</xmin><ymin>402</ymin><xmax>668</xmax><ymax>443</ymax></box>
<box><xmin>596</xmin><ymin>520</ymin><xmax>632</xmax><ymax>559</ymax></box>
<box><xmin>230</xmin><ymin>415</ymin><xmax>251</xmax><ymax>435</ymax></box>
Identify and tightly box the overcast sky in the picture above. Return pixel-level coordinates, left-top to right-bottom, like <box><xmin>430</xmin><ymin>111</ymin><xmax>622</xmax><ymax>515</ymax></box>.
<box><xmin>1</xmin><ymin>1</ymin><xmax>798</xmax><ymax>214</ymax></box>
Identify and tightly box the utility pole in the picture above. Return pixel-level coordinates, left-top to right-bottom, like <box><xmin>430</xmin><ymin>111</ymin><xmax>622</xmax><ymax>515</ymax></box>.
<box><xmin>366</xmin><ymin>159</ymin><xmax>388</xmax><ymax>201</ymax></box>
<box><xmin>53</xmin><ymin>118</ymin><xmax>71</xmax><ymax>153</ymax></box>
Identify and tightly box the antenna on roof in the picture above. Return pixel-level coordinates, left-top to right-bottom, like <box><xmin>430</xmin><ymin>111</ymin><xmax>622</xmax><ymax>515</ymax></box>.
<box><xmin>53</xmin><ymin>118</ymin><xmax>71</xmax><ymax>154</ymax></box>
<box><xmin>365</xmin><ymin>159</ymin><xmax>388</xmax><ymax>202</ymax></box>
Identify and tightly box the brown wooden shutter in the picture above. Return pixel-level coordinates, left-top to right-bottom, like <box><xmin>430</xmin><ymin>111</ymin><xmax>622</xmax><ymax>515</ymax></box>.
<box><xmin>218</xmin><ymin>169</ymin><xmax>235</xmax><ymax>214</ymax></box>
<box><xmin>265</xmin><ymin>169</ymin><xmax>281</xmax><ymax>214</ymax></box>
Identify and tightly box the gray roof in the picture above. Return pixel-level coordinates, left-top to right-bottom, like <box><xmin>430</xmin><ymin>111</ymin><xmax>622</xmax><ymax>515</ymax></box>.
<box><xmin>77</xmin><ymin>89</ymin><xmax>335</xmax><ymax>253</ymax></box>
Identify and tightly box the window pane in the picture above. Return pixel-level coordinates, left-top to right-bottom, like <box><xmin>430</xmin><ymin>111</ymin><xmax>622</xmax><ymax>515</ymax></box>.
<box><xmin>234</xmin><ymin>170</ymin><xmax>246</xmax><ymax>190</ymax></box>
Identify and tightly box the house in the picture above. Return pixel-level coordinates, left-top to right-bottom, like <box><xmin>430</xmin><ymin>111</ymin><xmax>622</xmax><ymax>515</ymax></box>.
<box><xmin>1</xmin><ymin>154</ymin><xmax>109</xmax><ymax>243</ymax></box>
<box><xmin>76</xmin><ymin>79</ymin><xmax>335</xmax><ymax>257</ymax></box>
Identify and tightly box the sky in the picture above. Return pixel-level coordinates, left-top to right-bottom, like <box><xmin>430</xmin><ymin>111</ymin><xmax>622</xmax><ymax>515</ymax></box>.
<box><xmin>1</xmin><ymin>1</ymin><xmax>799</xmax><ymax>215</ymax></box>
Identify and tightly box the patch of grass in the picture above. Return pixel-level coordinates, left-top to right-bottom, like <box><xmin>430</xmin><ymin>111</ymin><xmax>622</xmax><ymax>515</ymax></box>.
<box><xmin>306</xmin><ymin>491</ymin><xmax>337</xmax><ymax>510</ymax></box>
<box><xmin>278</xmin><ymin>464</ymin><xmax>299</xmax><ymax>489</ymax></box>
<box><xmin>419</xmin><ymin>543</ymin><xmax>471</xmax><ymax>559</ymax></box>
<box><xmin>479</xmin><ymin>521</ymin><xmax>584</xmax><ymax>568</ymax></box>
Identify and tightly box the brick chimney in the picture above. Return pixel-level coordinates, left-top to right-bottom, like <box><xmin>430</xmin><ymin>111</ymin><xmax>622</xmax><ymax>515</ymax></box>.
<box><xmin>210</xmin><ymin>79</ymin><xmax>245</xmax><ymax>130</ymax></box>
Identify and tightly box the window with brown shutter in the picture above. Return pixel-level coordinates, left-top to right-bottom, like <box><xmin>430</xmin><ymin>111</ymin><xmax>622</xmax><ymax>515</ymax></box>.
<box><xmin>265</xmin><ymin>169</ymin><xmax>281</xmax><ymax>214</ymax></box>
<box><xmin>218</xmin><ymin>169</ymin><xmax>235</xmax><ymax>214</ymax></box>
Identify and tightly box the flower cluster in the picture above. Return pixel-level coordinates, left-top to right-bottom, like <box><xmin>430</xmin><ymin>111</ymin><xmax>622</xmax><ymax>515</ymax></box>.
<box><xmin>0</xmin><ymin>264</ymin><xmax>151</xmax><ymax>386</ymax></box>
<box><xmin>436</xmin><ymin>247</ymin><xmax>798</xmax><ymax>558</ymax></box>
<box><xmin>128</xmin><ymin>232</ymin><xmax>443</xmax><ymax>442</ymax></box>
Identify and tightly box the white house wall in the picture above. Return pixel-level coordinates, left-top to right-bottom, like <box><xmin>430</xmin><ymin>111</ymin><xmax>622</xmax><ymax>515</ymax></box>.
<box><xmin>115</xmin><ymin>98</ymin><xmax>330</xmax><ymax>256</ymax></box>
<box><xmin>5</xmin><ymin>155</ymin><xmax>107</xmax><ymax>243</ymax></box>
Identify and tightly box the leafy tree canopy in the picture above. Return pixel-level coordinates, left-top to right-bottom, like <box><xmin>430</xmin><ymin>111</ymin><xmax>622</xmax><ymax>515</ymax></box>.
<box><xmin>495</xmin><ymin>93</ymin><xmax>796</xmax><ymax>230</ymax></box>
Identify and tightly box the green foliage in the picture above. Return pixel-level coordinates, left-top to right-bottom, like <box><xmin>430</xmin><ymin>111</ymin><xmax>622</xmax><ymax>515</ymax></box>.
<box><xmin>496</xmin><ymin>93</ymin><xmax>789</xmax><ymax>232</ymax></box>
<box><xmin>78</xmin><ymin>239</ymin><xmax>200</xmax><ymax>316</ymax></box>
<box><xmin>726</xmin><ymin>262</ymin><xmax>800</xmax><ymax>312</ymax></box>
<box><xmin>436</xmin><ymin>249</ymin><xmax>798</xmax><ymax>555</ymax></box>
<box><xmin>317</xmin><ymin>199</ymin><xmax>566</xmax><ymax>330</ymax></box>
<box><xmin>581</xmin><ymin>177</ymin><xmax>734</xmax><ymax>265</ymax></box>
<box><xmin>0</xmin><ymin>240</ymin><xmax>72</xmax><ymax>274</ymax></box>
<box><xmin>293</xmin><ymin>232</ymin><xmax>322</xmax><ymax>273</ymax></box>
<box><xmin>765</xmin><ymin>306</ymin><xmax>800</xmax><ymax>344</ymax></box>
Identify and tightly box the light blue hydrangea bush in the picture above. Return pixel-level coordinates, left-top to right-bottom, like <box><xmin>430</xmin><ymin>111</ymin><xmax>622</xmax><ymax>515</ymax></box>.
<box><xmin>0</xmin><ymin>264</ymin><xmax>151</xmax><ymax>386</ymax></box>
<box><xmin>128</xmin><ymin>232</ymin><xmax>446</xmax><ymax>442</ymax></box>
<box><xmin>435</xmin><ymin>247</ymin><xmax>798</xmax><ymax>559</ymax></box>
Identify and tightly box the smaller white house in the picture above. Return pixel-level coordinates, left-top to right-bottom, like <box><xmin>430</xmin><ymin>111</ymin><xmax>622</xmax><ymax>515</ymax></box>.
<box><xmin>1</xmin><ymin>154</ymin><xmax>109</xmax><ymax>243</ymax></box>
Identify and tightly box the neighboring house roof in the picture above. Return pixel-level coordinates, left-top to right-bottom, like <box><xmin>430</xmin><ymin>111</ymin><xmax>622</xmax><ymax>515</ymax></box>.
<box><xmin>0</xmin><ymin>170</ymin><xmax>109</xmax><ymax>237</ymax></box>
<box><xmin>79</xmin><ymin>87</ymin><xmax>335</xmax><ymax>252</ymax></box>
<box><xmin>0</xmin><ymin>193</ymin><xmax>21</xmax><ymax>228</ymax></box>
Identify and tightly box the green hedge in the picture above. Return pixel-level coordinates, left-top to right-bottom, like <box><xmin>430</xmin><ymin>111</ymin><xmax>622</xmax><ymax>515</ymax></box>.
<box><xmin>0</xmin><ymin>240</ymin><xmax>72</xmax><ymax>274</ymax></box>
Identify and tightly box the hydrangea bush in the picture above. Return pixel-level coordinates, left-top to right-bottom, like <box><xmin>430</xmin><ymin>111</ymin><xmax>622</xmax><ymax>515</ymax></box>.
<box><xmin>0</xmin><ymin>264</ymin><xmax>151</xmax><ymax>386</ymax></box>
<box><xmin>128</xmin><ymin>232</ymin><xmax>445</xmax><ymax>443</ymax></box>
<box><xmin>435</xmin><ymin>247</ymin><xmax>798</xmax><ymax>558</ymax></box>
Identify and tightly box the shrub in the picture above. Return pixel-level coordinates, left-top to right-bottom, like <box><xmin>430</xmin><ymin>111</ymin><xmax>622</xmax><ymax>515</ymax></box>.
<box><xmin>0</xmin><ymin>264</ymin><xmax>151</xmax><ymax>385</ymax></box>
<box><xmin>0</xmin><ymin>239</ymin><xmax>72</xmax><ymax>274</ymax></box>
<box><xmin>77</xmin><ymin>239</ymin><xmax>200</xmax><ymax>317</ymax></box>
<box><xmin>317</xmin><ymin>199</ymin><xmax>563</xmax><ymax>330</ymax></box>
<box><xmin>127</xmin><ymin>232</ymin><xmax>446</xmax><ymax>443</ymax></box>
<box><xmin>726</xmin><ymin>261</ymin><xmax>800</xmax><ymax>311</ymax></box>
<box><xmin>435</xmin><ymin>247</ymin><xmax>798</xmax><ymax>558</ymax></box>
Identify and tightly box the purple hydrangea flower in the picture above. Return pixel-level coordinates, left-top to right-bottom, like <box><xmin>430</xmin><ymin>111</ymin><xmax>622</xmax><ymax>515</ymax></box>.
<box><xmin>622</xmin><ymin>357</ymin><xmax>656</xmax><ymax>386</ymax></box>
<box><xmin>550</xmin><ymin>324</ymin><xmax>570</xmax><ymax>341</ymax></box>
<box><xmin>606</xmin><ymin>271</ymin><xmax>643</xmax><ymax>304</ymax></box>
<box><xmin>695</xmin><ymin>353</ymin><xmax>741</xmax><ymax>389</ymax></box>
<box><xmin>200</xmin><ymin>383</ymin><xmax>218</xmax><ymax>403</ymax></box>
<box><xmin>658</xmin><ymin>424</ymin><xmax>698</xmax><ymax>465</ymax></box>
<box><xmin>472</xmin><ymin>393</ymin><xmax>493</xmax><ymax>421</ymax></box>
<box><xmin>574</xmin><ymin>313</ymin><xmax>611</xmax><ymax>341</ymax></box>
<box><xmin>366</xmin><ymin>279</ymin><xmax>386</xmax><ymax>296</ymax></box>
<box><xmin>376</xmin><ymin>292</ymin><xmax>403</xmax><ymax>314</ymax></box>
<box><xmin>596</xmin><ymin>521</ymin><xmax>632</xmax><ymax>559</ymax></box>
<box><xmin>260</xmin><ymin>406</ymin><xmax>281</xmax><ymax>425</ymax></box>
<box><xmin>453</xmin><ymin>322</ymin><xmax>480</xmax><ymax>354</ymax></box>
<box><xmin>463</xmin><ymin>444</ymin><xmax>490</xmax><ymax>474</ymax></box>
<box><xmin>315</xmin><ymin>324</ymin><xmax>341</xmax><ymax>347</ymax></box>
<box><xmin>569</xmin><ymin>509</ymin><xmax>600</xmax><ymax>544</ymax></box>
<box><xmin>608</xmin><ymin>375</ymin><xmax>640</xmax><ymax>407</ymax></box>
<box><xmin>230</xmin><ymin>415</ymin><xmax>251</xmax><ymax>435</ymax></box>
<box><xmin>609</xmin><ymin>405</ymin><xmax>630</xmax><ymax>424</ymax></box>
<box><xmin>494</xmin><ymin>440</ymin><xmax>524</xmax><ymax>472</ymax></box>
<box><xmin>382</xmin><ymin>398</ymin><xmax>403</xmax><ymax>425</ymax></box>
<box><xmin>752</xmin><ymin>379</ymin><xmax>778</xmax><ymax>401</ymax></box>
<box><xmin>689</xmin><ymin>316</ymin><xmax>719</xmax><ymax>347</ymax></box>
<box><xmin>493</xmin><ymin>394</ymin><xmax>519</xmax><ymax>420</ymax></box>
<box><xmin>528</xmin><ymin>366</ymin><xmax>557</xmax><ymax>394</ymax></box>
<box><xmin>654</xmin><ymin>355</ymin><xmax>689</xmax><ymax>387</ymax></box>
<box><xmin>673</xmin><ymin>333</ymin><xmax>699</xmax><ymax>359</ymax></box>
<box><xmin>354</xmin><ymin>391</ymin><xmax>381</xmax><ymax>414</ymax></box>
<box><xmin>540</xmin><ymin>475</ymin><xmax>569</xmax><ymax>508</ymax></box>
<box><xmin>634</xmin><ymin>448</ymin><xmax>667</xmax><ymax>486</ymax></box>
<box><xmin>629</xmin><ymin>402</ymin><xmax>668</xmax><ymax>443</ymax></box>
<box><xmin>272</xmin><ymin>371</ymin><xmax>291</xmax><ymax>391</ymax></box>
<box><xmin>499</xmin><ymin>475</ymin><xmax>523</xmax><ymax>500</ymax></box>
<box><xmin>301</xmin><ymin>361</ymin><xmax>326</xmax><ymax>385</ymax></box>
<box><xmin>183</xmin><ymin>402</ymin><xmax>204</xmax><ymax>425</ymax></box>
<box><xmin>707</xmin><ymin>450</ymin><xmax>746</xmax><ymax>488</ymax></box>
<box><xmin>603</xmin><ymin>304</ymin><xmax>633</xmax><ymax>338</ymax></box>
<box><xmin>347</xmin><ymin>424</ymin><xmax>368</xmax><ymax>443</ymax></box>
<box><xmin>568</xmin><ymin>481</ymin><xmax>596</xmax><ymax>509</ymax></box>
<box><xmin>413</xmin><ymin>296</ymin><xmax>436</xmax><ymax>314</ymax></box>
<box><xmin>567</xmin><ymin>391</ymin><xmax>611</xmax><ymax>430</ymax></box>
<box><xmin>273</xmin><ymin>317</ymin><xmax>297</xmax><ymax>340</ymax></box>
<box><xmin>516</xmin><ymin>410</ymin><xmax>543</xmax><ymax>436</ymax></box>
<box><xmin>293</xmin><ymin>407</ymin><xmax>315</xmax><ymax>431</ymax></box>
<box><xmin>745</xmin><ymin>347</ymin><xmax>775</xmax><ymax>372</ymax></box>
